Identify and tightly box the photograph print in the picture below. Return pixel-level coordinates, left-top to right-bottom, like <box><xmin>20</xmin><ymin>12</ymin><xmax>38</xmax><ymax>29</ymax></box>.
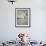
<box><xmin>15</xmin><ymin>8</ymin><xmax>31</xmax><ymax>27</ymax></box>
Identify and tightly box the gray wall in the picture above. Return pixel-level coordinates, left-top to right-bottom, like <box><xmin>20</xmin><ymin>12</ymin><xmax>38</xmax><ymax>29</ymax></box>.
<box><xmin>0</xmin><ymin>0</ymin><xmax>46</xmax><ymax>42</ymax></box>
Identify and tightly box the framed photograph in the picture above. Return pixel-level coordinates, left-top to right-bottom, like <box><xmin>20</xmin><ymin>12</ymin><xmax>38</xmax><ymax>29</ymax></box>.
<box><xmin>15</xmin><ymin>8</ymin><xmax>31</xmax><ymax>27</ymax></box>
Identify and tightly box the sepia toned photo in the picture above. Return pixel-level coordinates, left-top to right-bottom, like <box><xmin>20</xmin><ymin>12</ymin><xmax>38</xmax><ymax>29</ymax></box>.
<box><xmin>15</xmin><ymin>8</ymin><xmax>31</xmax><ymax>27</ymax></box>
